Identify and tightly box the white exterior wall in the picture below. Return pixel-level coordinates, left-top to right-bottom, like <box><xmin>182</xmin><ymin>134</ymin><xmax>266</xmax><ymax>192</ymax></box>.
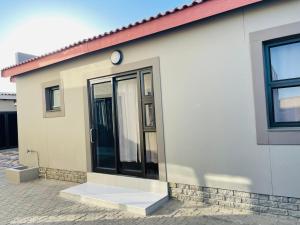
<box><xmin>16</xmin><ymin>0</ymin><xmax>300</xmax><ymax>198</ymax></box>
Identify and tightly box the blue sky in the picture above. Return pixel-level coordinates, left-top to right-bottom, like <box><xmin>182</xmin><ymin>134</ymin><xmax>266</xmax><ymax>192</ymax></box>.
<box><xmin>0</xmin><ymin>0</ymin><xmax>192</xmax><ymax>92</ymax></box>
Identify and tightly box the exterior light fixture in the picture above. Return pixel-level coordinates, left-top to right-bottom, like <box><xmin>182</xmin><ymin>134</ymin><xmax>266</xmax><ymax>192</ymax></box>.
<box><xmin>110</xmin><ymin>50</ymin><xmax>123</xmax><ymax>65</ymax></box>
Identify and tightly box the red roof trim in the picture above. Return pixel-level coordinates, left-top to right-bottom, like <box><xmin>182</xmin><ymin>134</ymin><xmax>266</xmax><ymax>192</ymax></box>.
<box><xmin>1</xmin><ymin>0</ymin><xmax>262</xmax><ymax>78</ymax></box>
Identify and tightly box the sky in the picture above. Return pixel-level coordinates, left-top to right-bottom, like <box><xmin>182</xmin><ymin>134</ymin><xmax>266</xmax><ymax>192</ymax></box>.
<box><xmin>0</xmin><ymin>0</ymin><xmax>192</xmax><ymax>93</ymax></box>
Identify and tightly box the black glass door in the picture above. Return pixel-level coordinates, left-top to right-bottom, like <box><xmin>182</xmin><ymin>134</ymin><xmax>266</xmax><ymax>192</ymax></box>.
<box><xmin>91</xmin><ymin>81</ymin><xmax>117</xmax><ymax>173</ymax></box>
<box><xmin>89</xmin><ymin>69</ymin><xmax>159</xmax><ymax>179</ymax></box>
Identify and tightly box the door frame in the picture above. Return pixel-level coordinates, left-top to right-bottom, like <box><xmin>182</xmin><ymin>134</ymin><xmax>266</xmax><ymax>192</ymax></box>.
<box><xmin>89</xmin><ymin>77</ymin><xmax>118</xmax><ymax>175</ymax></box>
<box><xmin>114</xmin><ymin>73</ymin><xmax>145</xmax><ymax>177</ymax></box>
<box><xmin>86</xmin><ymin>57</ymin><xmax>167</xmax><ymax>181</ymax></box>
<box><xmin>89</xmin><ymin>70</ymin><xmax>149</xmax><ymax>178</ymax></box>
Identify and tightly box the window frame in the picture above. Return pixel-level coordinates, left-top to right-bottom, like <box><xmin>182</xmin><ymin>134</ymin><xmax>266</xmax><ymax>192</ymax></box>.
<box><xmin>86</xmin><ymin>57</ymin><xmax>166</xmax><ymax>180</ymax></box>
<box><xmin>140</xmin><ymin>70</ymin><xmax>156</xmax><ymax>131</ymax></box>
<box><xmin>250</xmin><ymin>21</ymin><xmax>300</xmax><ymax>145</ymax></box>
<box><xmin>42</xmin><ymin>80</ymin><xmax>65</xmax><ymax>118</ymax></box>
<box><xmin>46</xmin><ymin>85</ymin><xmax>61</xmax><ymax>111</ymax></box>
<box><xmin>88</xmin><ymin>67</ymin><xmax>159</xmax><ymax>179</ymax></box>
<box><xmin>264</xmin><ymin>35</ymin><xmax>300</xmax><ymax>128</ymax></box>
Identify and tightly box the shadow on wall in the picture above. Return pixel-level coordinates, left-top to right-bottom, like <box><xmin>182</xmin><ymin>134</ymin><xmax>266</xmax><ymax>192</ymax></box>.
<box><xmin>167</xmin><ymin>164</ymin><xmax>253</xmax><ymax>193</ymax></box>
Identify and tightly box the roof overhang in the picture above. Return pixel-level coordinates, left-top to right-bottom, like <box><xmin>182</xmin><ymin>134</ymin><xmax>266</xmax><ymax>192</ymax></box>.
<box><xmin>0</xmin><ymin>93</ymin><xmax>16</xmax><ymax>100</ymax></box>
<box><xmin>1</xmin><ymin>0</ymin><xmax>262</xmax><ymax>78</ymax></box>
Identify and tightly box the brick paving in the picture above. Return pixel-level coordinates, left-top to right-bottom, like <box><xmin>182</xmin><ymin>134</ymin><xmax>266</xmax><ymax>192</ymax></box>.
<box><xmin>0</xmin><ymin>148</ymin><xmax>19</xmax><ymax>169</ymax></box>
<box><xmin>0</xmin><ymin>152</ymin><xmax>300</xmax><ymax>224</ymax></box>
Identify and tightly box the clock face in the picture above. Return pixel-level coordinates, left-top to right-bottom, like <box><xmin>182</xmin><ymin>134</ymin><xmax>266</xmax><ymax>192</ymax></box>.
<box><xmin>111</xmin><ymin>50</ymin><xmax>122</xmax><ymax>65</ymax></box>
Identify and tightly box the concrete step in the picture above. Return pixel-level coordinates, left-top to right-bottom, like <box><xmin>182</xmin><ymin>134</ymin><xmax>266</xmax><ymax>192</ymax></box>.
<box><xmin>87</xmin><ymin>172</ymin><xmax>168</xmax><ymax>194</ymax></box>
<box><xmin>60</xmin><ymin>182</ymin><xmax>168</xmax><ymax>216</ymax></box>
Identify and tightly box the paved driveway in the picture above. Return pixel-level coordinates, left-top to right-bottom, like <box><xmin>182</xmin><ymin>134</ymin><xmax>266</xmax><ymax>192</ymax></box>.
<box><xmin>0</xmin><ymin>152</ymin><xmax>299</xmax><ymax>224</ymax></box>
<box><xmin>0</xmin><ymin>149</ymin><xmax>19</xmax><ymax>169</ymax></box>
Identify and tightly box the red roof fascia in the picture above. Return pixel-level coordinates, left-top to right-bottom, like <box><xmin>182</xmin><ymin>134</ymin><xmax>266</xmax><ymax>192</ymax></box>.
<box><xmin>1</xmin><ymin>0</ymin><xmax>262</xmax><ymax>78</ymax></box>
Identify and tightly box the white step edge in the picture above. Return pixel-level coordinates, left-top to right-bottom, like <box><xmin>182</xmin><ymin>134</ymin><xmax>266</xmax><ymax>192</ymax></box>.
<box><xmin>60</xmin><ymin>182</ymin><xmax>169</xmax><ymax>216</ymax></box>
<box><xmin>87</xmin><ymin>172</ymin><xmax>168</xmax><ymax>194</ymax></box>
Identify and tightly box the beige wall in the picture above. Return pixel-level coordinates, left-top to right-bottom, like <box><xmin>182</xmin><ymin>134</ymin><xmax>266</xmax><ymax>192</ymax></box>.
<box><xmin>0</xmin><ymin>100</ymin><xmax>16</xmax><ymax>112</ymax></box>
<box><xmin>16</xmin><ymin>0</ymin><xmax>300</xmax><ymax>197</ymax></box>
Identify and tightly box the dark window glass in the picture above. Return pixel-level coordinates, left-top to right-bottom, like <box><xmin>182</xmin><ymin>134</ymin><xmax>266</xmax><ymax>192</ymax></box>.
<box><xmin>145</xmin><ymin>132</ymin><xmax>158</xmax><ymax>179</ymax></box>
<box><xmin>46</xmin><ymin>86</ymin><xmax>60</xmax><ymax>111</ymax></box>
<box><xmin>93</xmin><ymin>82</ymin><xmax>116</xmax><ymax>169</ymax></box>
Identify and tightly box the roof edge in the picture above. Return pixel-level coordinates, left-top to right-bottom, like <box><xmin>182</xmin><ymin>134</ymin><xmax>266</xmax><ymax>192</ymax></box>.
<box><xmin>0</xmin><ymin>92</ymin><xmax>16</xmax><ymax>100</ymax></box>
<box><xmin>1</xmin><ymin>0</ymin><xmax>262</xmax><ymax>78</ymax></box>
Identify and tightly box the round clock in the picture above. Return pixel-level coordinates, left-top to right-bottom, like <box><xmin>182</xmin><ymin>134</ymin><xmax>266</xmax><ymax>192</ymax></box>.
<box><xmin>110</xmin><ymin>50</ymin><xmax>123</xmax><ymax>65</ymax></box>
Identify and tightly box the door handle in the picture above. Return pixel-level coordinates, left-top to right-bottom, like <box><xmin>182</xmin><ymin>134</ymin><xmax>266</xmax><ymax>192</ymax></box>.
<box><xmin>90</xmin><ymin>128</ymin><xmax>95</xmax><ymax>143</ymax></box>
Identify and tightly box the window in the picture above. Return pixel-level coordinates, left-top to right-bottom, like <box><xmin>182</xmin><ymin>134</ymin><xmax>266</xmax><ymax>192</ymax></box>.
<box><xmin>264</xmin><ymin>36</ymin><xmax>300</xmax><ymax>127</ymax></box>
<box><xmin>140</xmin><ymin>70</ymin><xmax>158</xmax><ymax>178</ymax></box>
<box><xmin>250</xmin><ymin>22</ymin><xmax>300</xmax><ymax>145</ymax></box>
<box><xmin>142</xmin><ymin>72</ymin><xmax>153</xmax><ymax>96</ymax></box>
<box><xmin>42</xmin><ymin>80</ymin><xmax>65</xmax><ymax>118</ymax></box>
<box><xmin>46</xmin><ymin>86</ymin><xmax>61</xmax><ymax>111</ymax></box>
<box><xmin>144</xmin><ymin>103</ymin><xmax>155</xmax><ymax>127</ymax></box>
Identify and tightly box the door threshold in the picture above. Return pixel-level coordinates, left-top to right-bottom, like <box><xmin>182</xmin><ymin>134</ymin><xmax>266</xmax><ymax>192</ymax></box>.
<box><xmin>87</xmin><ymin>172</ymin><xmax>168</xmax><ymax>194</ymax></box>
<box><xmin>94</xmin><ymin>170</ymin><xmax>158</xmax><ymax>180</ymax></box>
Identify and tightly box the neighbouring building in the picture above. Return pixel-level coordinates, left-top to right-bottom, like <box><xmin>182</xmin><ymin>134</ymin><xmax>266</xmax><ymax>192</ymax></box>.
<box><xmin>0</xmin><ymin>93</ymin><xmax>18</xmax><ymax>150</ymax></box>
<box><xmin>2</xmin><ymin>0</ymin><xmax>300</xmax><ymax>216</ymax></box>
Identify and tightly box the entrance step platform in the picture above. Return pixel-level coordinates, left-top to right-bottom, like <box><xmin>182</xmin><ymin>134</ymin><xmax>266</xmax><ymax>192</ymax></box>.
<box><xmin>60</xmin><ymin>173</ymin><xmax>169</xmax><ymax>216</ymax></box>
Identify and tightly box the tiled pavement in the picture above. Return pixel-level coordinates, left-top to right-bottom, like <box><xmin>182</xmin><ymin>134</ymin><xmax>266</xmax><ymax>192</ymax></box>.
<box><xmin>0</xmin><ymin>151</ymin><xmax>300</xmax><ymax>224</ymax></box>
<box><xmin>0</xmin><ymin>148</ymin><xmax>19</xmax><ymax>169</ymax></box>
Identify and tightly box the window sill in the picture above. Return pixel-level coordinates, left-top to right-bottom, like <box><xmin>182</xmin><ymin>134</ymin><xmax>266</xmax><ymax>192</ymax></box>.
<box><xmin>46</xmin><ymin>108</ymin><xmax>61</xmax><ymax>113</ymax></box>
<box><xmin>267</xmin><ymin>127</ymin><xmax>300</xmax><ymax>132</ymax></box>
<box><xmin>44</xmin><ymin>108</ymin><xmax>65</xmax><ymax>118</ymax></box>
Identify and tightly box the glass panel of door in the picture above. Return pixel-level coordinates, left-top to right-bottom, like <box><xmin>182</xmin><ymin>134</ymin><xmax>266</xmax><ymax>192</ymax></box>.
<box><xmin>90</xmin><ymin>70</ymin><xmax>159</xmax><ymax>179</ymax></box>
<box><xmin>116</xmin><ymin>77</ymin><xmax>143</xmax><ymax>174</ymax></box>
<box><xmin>92</xmin><ymin>81</ymin><xmax>116</xmax><ymax>172</ymax></box>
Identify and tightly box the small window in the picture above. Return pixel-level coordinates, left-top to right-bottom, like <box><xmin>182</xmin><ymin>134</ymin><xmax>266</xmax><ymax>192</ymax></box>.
<box><xmin>46</xmin><ymin>86</ymin><xmax>61</xmax><ymax>111</ymax></box>
<box><xmin>264</xmin><ymin>36</ymin><xmax>300</xmax><ymax>127</ymax></box>
<box><xmin>142</xmin><ymin>72</ymin><xmax>153</xmax><ymax>96</ymax></box>
<box><xmin>144</xmin><ymin>103</ymin><xmax>155</xmax><ymax>127</ymax></box>
<box><xmin>140</xmin><ymin>70</ymin><xmax>156</xmax><ymax>130</ymax></box>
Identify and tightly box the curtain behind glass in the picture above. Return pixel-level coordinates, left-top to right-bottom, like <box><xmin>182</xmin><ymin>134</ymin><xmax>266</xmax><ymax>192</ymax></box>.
<box><xmin>116</xmin><ymin>78</ymin><xmax>141</xmax><ymax>163</ymax></box>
